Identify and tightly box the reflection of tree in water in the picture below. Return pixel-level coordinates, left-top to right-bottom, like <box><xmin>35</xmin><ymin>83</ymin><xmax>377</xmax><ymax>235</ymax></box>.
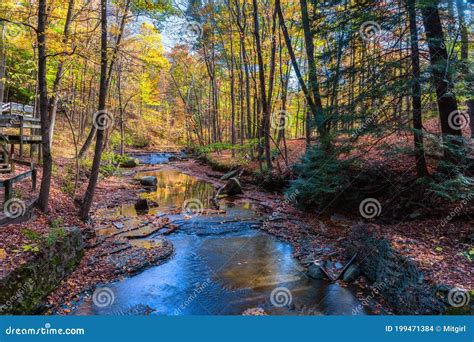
<box><xmin>141</xmin><ymin>171</ymin><xmax>215</xmax><ymax>209</ymax></box>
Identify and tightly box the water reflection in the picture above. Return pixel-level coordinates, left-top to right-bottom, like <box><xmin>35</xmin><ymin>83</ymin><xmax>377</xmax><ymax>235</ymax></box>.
<box><xmin>77</xmin><ymin>166</ymin><xmax>370</xmax><ymax>316</ymax></box>
<box><xmin>136</xmin><ymin>170</ymin><xmax>216</xmax><ymax>212</ymax></box>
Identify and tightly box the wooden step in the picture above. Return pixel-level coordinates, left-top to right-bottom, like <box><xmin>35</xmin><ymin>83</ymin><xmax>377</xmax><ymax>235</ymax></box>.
<box><xmin>0</xmin><ymin>167</ymin><xmax>12</xmax><ymax>173</ymax></box>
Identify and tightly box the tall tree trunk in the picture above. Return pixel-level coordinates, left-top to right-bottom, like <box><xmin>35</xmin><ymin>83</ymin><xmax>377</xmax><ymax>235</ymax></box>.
<box><xmin>37</xmin><ymin>0</ymin><xmax>53</xmax><ymax>212</ymax></box>
<box><xmin>0</xmin><ymin>23</ymin><xmax>5</xmax><ymax>108</ymax></box>
<box><xmin>407</xmin><ymin>0</ymin><xmax>429</xmax><ymax>177</ymax></box>
<box><xmin>229</xmin><ymin>20</ymin><xmax>236</xmax><ymax>156</ymax></box>
<box><xmin>299</xmin><ymin>0</ymin><xmax>326</xmax><ymax>141</ymax></box>
<box><xmin>455</xmin><ymin>0</ymin><xmax>468</xmax><ymax>62</ymax></box>
<box><xmin>48</xmin><ymin>0</ymin><xmax>75</xmax><ymax>147</ymax></box>
<box><xmin>468</xmin><ymin>100</ymin><xmax>474</xmax><ymax>139</ymax></box>
<box><xmin>252</xmin><ymin>0</ymin><xmax>272</xmax><ymax>171</ymax></box>
<box><xmin>117</xmin><ymin>64</ymin><xmax>125</xmax><ymax>155</ymax></box>
<box><xmin>276</xmin><ymin>0</ymin><xmax>320</xmax><ymax>141</ymax></box>
<box><xmin>78</xmin><ymin>0</ymin><xmax>131</xmax><ymax>158</ymax></box>
<box><xmin>80</xmin><ymin>0</ymin><xmax>108</xmax><ymax>220</ymax></box>
<box><xmin>420</xmin><ymin>0</ymin><xmax>463</xmax><ymax>160</ymax></box>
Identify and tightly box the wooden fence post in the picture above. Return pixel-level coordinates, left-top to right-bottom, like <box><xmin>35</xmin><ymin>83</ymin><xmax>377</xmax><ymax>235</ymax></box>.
<box><xmin>4</xmin><ymin>178</ymin><xmax>12</xmax><ymax>202</ymax></box>
<box><xmin>19</xmin><ymin>116</ymin><xmax>24</xmax><ymax>158</ymax></box>
<box><xmin>32</xmin><ymin>168</ymin><xmax>37</xmax><ymax>190</ymax></box>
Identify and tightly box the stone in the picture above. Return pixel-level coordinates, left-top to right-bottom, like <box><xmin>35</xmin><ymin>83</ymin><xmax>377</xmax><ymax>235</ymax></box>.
<box><xmin>347</xmin><ymin>224</ymin><xmax>448</xmax><ymax>314</ymax></box>
<box><xmin>242</xmin><ymin>307</ymin><xmax>267</xmax><ymax>316</ymax></box>
<box><xmin>342</xmin><ymin>264</ymin><xmax>361</xmax><ymax>282</ymax></box>
<box><xmin>0</xmin><ymin>227</ymin><xmax>84</xmax><ymax>314</ymax></box>
<box><xmin>121</xmin><ymin>158</ymin><xmax>140</xmax><ymax>168</ymax></box>
<box><xmin>220</xmin><ymin>169</ymin><xmax>239</xmax><ymax>181</ymax></box>
<box><xmin>140</xmin><ymin>176</ymin><xmax>157</xmax><ymax>187</ymax></box>
<box><xmin>307</xmin><ymin>262</ymin><xmax>326</xmax><ymax>280</ymax></box>
<box><xmin>220</xmin><ymin>177</ymin><xmax>243</xmax><ymax>196</ymax></box>
<box><xmin>134</xmin><ymin>199</ymin><xmax>150</xmax><ymax>213</ymax></box>
<box><xmin>113</xmin><ymin>222</ymin><xmax>124</xmax><ymax>230</ymax></box>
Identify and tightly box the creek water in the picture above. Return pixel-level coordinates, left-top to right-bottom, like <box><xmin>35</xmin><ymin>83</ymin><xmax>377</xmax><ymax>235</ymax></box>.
<box><xmin>74</xmin><ymin>153</ymin><xmax>370</xmax><ymax>316</ymax></box>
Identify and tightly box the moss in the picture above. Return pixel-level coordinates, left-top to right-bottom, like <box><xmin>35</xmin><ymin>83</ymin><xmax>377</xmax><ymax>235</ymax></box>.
<box><xmin>0</xmin><ymin>227</ymin><xmax>84</xmax><ymax>314</ymax></box>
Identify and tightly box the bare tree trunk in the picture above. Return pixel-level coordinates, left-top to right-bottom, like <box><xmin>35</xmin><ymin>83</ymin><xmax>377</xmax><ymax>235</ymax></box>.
<box><xmin>80</xmin><ymin>0</ymin><xmax>108</xmax><ymax>220</ymax></box>
<box><xmin>0</xmin><ymin>23</ymin><xmax>5</xmax><ymax>108</ymax></box>
<box><xmin>117</xmin><ymin>64</ymin><xmax>125</xmax><ymax>155</ymax></box>
<box><xmin>276</xmin><ymin>0</ymin><xmax>320</xmax><ymax>141</ymax></box>
<box><xmin>455</xmin><ymin>0</ymin><xmax>468</xmax><ymax>62</ymax></box>
<box><xmin>299</xmin><ymin>0</ymin><xmax>326</xmax><ymax>141</ymax></box>
<box><xmin>48</xmin><ymin>0</ymin><xmax>75</xmax><ymax>147</ymax></box>
<box><xmin>469</xmin><ymin>99</ymin><xmax>474</xmax><ymax>139</ymax></box>
<box><xmin>407</xmin><ymin>0</ymin><xmax>429</xmax><ymax>177</ymax></box>
<box><xmin>420</xmin><ymin>0</ymin><xmax>463</xmax><ymax>161</ymax></box>
<box><xmin>78</xmin><ymin>0</ymin><xmax>131</xmax><ymax>158</ymax></box>
<box><xmin>228</xmin><ymin>16</ymin><xmax>236</xmax><ymax>156</ymax></box>
<box><xmin>37</xmin><ymin>0</ymin><xmax>53</xmax><ymax>212</ymax></box>
<box><xmin>252</xmin><ymin>0</ymin><xmax>272</xmax><ymax>171</ymax></box>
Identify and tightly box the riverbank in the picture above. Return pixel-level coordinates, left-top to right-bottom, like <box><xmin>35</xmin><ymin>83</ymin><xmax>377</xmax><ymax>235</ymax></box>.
<box><xmin>192</xmin><ymin>151</ymin><xmax>473</xmax><ymax>315</ymax></box>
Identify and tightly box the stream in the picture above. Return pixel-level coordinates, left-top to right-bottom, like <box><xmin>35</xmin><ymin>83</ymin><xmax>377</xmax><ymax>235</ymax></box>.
<box><xmin>74</xmin><ymin>153</ymin><xmax>371</xmax><ymax>316</ymax></box>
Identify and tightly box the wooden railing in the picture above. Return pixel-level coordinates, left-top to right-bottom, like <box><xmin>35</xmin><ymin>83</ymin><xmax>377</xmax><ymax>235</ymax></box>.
<box><xmin>0</xmin><ymin>166</ymin><xmax>37</xmax><ymax>202</ymax></box>
<box><xmin>0</xmin><ymin>115</ymin><xmax>42</xmax><ymax>158</ymax></box>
